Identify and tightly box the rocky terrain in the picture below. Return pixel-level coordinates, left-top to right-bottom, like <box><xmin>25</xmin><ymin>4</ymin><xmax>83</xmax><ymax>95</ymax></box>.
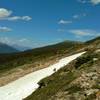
<box><xmin>0</xmin><ymin>41</ymin><xmax>83</xmax><ymax>86</ymax></box>
<box><xmin>0</xmin><ymin>37</ymin><xmax>99</xmax><ymax>100</ymax></box>
<box><xmin>25</xmin><ymin>37</ymin><xmax>100</xmax><ymax>100</ymax></box>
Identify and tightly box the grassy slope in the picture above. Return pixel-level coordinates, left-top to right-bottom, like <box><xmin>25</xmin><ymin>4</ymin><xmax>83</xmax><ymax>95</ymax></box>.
<box><xmin>0</xmin><ymin>41</ymin><xmax>83</xmax><ymax>75</ymax></box>
<box><xmin>25</xmin><ymin>37</ymin><xmax>100</xmax><ymax>100</ymax></box>
<box><xmin>85</xmin><ymin>36</ymin><xmax>100</xmax><ymax>44</ymax></box>
<box><xmin>25</xmin><ymin>50</ymin><xmax>100</xmax><ymax>100</ymax></box>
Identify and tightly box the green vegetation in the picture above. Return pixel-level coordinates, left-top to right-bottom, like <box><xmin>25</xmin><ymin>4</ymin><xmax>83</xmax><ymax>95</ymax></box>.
<box><xmin>25</xmin><ymin>50</ymin><xmax>100</xmax><ymax>100</ymax></box>
<box><xmin>85</xmin><ymin>36</ymin><xmax>100</xmax><ymax>44</ymax></box>
<box><xmin>0</xmin><ymin>41</ymin><xmax>83</xmax><ymax>75</ymax></box>
<box><xmin>85</xmin><ymin>94</ymin><xmax>96</xmax><ymax>100</ymax></box>
<box><xmin>74</xmin><ymin>52</ymin><xmax>97</xmax><ymax>69</ymax></box>
<box><xmin>65</xmin><ymin>85</ymin><xmax>83</xmax><ymax>94</ymax></box>
<box><xmin>0</xmin><ymin>36</ymin><xmax>100</xmax><ymax>99</ymax></box>
<box><xmin>24</xmin><ymin>70</ymin><xmax>77</xmax><ymax>100</ymax></box>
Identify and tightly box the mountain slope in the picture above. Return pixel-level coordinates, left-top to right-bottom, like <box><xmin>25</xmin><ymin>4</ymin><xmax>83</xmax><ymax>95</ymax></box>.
<box><xmin>25</xmin><ymin>51</ymin><xmax>100</xmax><ymax>100</ymax></box>
<box><xmin>25</xmin><ymin>37</ymin><xmax>100</xmax><ymax>100</ymax></box>
<box><xmin>0</xmin><ymin>52</ymin><xmax>85</xmax><ymax>100</ymax></box>
<box><xmin>0</xmin><ymin>40</ymin><xmax>83</xmax><ymax>86</ymax></box>
<box><xmin>85</xmin><ymin>36</ymin><xmax>100</xmax><ymax>44</ymax></box>
<box><xmin>0</xmin><ymin>41</ymin><xmax>83</xmax><ymax>72</ymax></box>
<box><xmin>0</xmin><ymin>42</ymin><xmax>18</xmax><ymax>53</ymax></box>
<box><xmin>12</xmin><ymin>44</ymin><xmax>32</xmax><ymax>51</ymax></box>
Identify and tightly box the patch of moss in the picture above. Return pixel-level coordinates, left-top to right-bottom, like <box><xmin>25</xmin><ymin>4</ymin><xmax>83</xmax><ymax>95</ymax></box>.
<box><xmin>85</xmin><ymin>93</ymin><xmax>96</xmax><ymax>100</ymax></box>
<box><xmin>65</xmin><ymin>85</ymin><xmax>83</xmax><ymax>94</ymax></box>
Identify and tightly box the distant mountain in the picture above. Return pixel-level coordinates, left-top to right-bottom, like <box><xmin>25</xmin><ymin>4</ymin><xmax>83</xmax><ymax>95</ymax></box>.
<box><xmin>12</xmin><ymin>44</ymin><xmax>32</xmax><ymax>51</ymax></box>
<box><xmin>0</xmin><ymin>42</ymin><xmax>18</xmax><ymax>53</ymax></box>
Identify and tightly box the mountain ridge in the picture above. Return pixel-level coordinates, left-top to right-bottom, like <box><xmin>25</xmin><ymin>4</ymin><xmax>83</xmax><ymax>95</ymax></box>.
<box><xmin>24</xmin><ymin>36</ymin><xmax>100</xmax><ymax>100</ymax></box>
<box><xmin>0</xmin><ymin>42</ymin><xmax>19</xmax><ymax>54</ymax></box>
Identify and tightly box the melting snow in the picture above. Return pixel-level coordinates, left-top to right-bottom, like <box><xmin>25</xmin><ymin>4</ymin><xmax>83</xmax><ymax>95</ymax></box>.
<box><xmin>0</xmin><ymin>52</ymin><xmax>85</xmax><ymax>100</ymax></box>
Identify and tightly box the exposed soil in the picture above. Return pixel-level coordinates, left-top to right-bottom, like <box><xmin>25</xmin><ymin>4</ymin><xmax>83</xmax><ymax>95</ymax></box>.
<box><xmin>0</xmin><ymin>56</ymin><xmax>60</xmax><ymax>86</ymax></box>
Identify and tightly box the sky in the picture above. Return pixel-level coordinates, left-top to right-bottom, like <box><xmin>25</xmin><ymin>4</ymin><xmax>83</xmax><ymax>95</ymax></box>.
<box><xmin>0</xmin><ymin>0</ymin><xmax>100</xmax><ymax>48</ymax></box>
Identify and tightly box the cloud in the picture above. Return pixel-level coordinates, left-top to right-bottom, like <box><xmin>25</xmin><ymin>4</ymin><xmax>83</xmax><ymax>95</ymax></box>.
<box><xmin>78</xmin><ymin>0</ymin><xmax>100</xmax><ymax>5</ymax></box>
<box><xmin>77</xmin><ymin>0</ymin><xmax>87</xmax><ymax>4</ymax></box>
<box><xmin>69</xmin><ymin>29</ymin><xmax>100</xmax><ymax>37</ymax></box>
<box><xmin>18</xmin><ymin>38</ymin><xmax>29</xmax><ymax>42</ymax></box>
<box><xmin>21</xmin><ymin>16</ymin><xmax>32</xmax><ymax>21</ymax></box>
<box><xmin>0</xmin><ymin>26</ymin><xmax>12</xmax><ymax>32</ymax></box>
<box><xmin>0</xmin><ymin>8</ymin><xmax>32</xmax><ymax>21</ymax></box>
<box><xmin>58</xmin><ymin>29</ymin><xmax>100</xmax><ymax>37</ymax></box>
<box><xmin>57</xmin><ymin>29</ymin><xmax>68</xmax><ymax>32</ymax></box>
<box><xmin>7</xmin><ymin>16</ymin><xmax>32</xmax><ymax>21</ymax></box>
<box><xmin>0</xmin><ymin>37</ymin><xmax>31</xmax><ymax>46</ymax></box>
<box><xmin>90</xmin><ymin>0</ymin><xmax>100</xmax><ymax>5</ymax></box>
<box><xmin>58</xmin><ymin>19</ymin><xmax>72</xmax><ymax>24</ymax></box>
<box><xmin>73</xmin><ymin>13</ymin><xmax>87</xmax><ymax>19</ymax></box>
<box><xmin>0</xmin><ymin>8</ymin><xmax>12</xmax><ymax>18</ymax></box>
<box><xmin>58</xmin><ymin>13</ymin><xmax>86</xmax><ymax>25</ymax></box>
<box><xmin>0</xmin><ymin>37</ymin><xmax>10</xmax><ymax>45</ymax></box>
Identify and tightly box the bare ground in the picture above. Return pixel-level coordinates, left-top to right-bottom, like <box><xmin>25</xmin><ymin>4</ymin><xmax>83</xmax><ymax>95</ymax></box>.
<box><xmin>0</xmin><ymin>56</ymin><xmax>60</xmax><ymax>86</ymax></box>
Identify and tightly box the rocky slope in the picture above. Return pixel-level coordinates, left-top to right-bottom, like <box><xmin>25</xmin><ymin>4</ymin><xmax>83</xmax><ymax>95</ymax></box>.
<box><xmin>25</xmin><ymin>37</ymin><xmax>100</xmax><ymax>100</ymax></box>
<box><xmin>0</xmin><ymin>41</ymin><xmax>83</xmax><ymax>86</ymax></box>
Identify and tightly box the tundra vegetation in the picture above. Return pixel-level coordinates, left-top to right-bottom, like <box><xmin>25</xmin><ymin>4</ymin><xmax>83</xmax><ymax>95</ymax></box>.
<box><xmin>25</xmin><ymin>37</ymin><xmax>100</xmax><ymax>100</ymax></box>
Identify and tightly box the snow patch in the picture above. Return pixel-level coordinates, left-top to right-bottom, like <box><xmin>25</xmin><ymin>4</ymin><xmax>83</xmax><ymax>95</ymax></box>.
<box><xmin>0</xmin><ymin>52</ymin><xmax>85</xmax><ymax>100</ymax></box>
